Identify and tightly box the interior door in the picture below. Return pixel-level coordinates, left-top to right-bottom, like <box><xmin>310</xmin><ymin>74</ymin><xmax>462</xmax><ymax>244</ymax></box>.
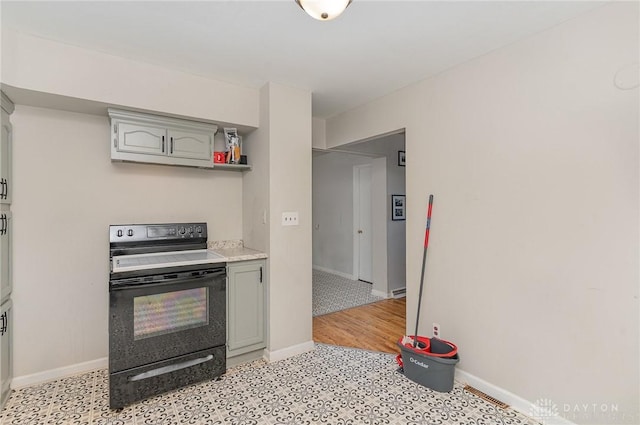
<box><xmin>356</xmin><ymin>165</ymin><xmax>373</xmax><ymax>283</ymax></box>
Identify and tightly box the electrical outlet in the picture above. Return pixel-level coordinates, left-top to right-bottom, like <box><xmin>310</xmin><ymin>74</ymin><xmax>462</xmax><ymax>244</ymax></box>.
<box><xmin>282</xmin><ymin>212</ymin><xmax>299</xmax><ymax>226</ymax></box>
<box><xmin>433</xmin><ymin>323</ymin><xmax>441</xmax><ymax>339</ymax></box>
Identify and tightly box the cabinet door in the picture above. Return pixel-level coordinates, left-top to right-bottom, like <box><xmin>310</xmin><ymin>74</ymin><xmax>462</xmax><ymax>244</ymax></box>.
<box><xmin>116</xmin><ymin>122</ymin><xmax>167</xmax><ymax>156</ymax></box>
<box><xmin>0</xmin><ymin>211</ymin><xmax>10</xmax><ymax>304</ymax></box>
<box><xmin>227</xmin><ymin>261</ymin><xmax>266</xmax><ymax>355</ymax></box>
<box><xmin>0</xmin><ymin>298</ymin><xmax>12</xmax><ymax>411</ymax></box>
<box><xmin>167</xmin><ymin>128</ymin><xmax>212</xmax><ymax>161</ymax></box>
<box><xmin>0</xmin><ymin>110</ymin><xmax>11</xmax><ymax>205</ymax></box>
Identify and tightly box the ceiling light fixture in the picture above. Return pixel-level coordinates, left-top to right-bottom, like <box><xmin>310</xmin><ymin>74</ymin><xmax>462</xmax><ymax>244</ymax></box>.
<box><xmin>295</xmin><ymin>0</ymin><xmax>352</xmax><ymax>21</ymax></box>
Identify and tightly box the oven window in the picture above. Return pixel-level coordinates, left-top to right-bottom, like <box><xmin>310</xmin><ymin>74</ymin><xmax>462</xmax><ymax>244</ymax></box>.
<box><xmin>133</xmin><ymin>287</ymin><xmax>209</xmax><ymax>340</ymax></box>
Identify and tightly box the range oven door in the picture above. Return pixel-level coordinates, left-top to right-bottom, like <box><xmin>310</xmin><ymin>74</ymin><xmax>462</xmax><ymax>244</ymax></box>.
<box><xmin>109</xmin><ymin>265</ymin><xmax>226</xmax><ymax>408</ymax></box>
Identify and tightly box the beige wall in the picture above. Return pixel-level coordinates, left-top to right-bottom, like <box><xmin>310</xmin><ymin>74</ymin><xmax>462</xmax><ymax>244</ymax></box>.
<box><xmin>266</xmin><ymin>83</ymin><xmax>313</xmax><ymax>353</ymax></box>
<box><xmin>11</xmin><ymin>106</ymin><xmax>243</xmax><ymax>377</ymax></box>
<box><xmin>243</xmin><ymin>82</ymin><xmax>313</xmax><ymax>356</ymax></box>
<box><xmin>326</xmin><ymin>3</ymin><xmax>639</xmax><ymax>423</ymax></box>
<box><xmin>1</xmin><ymin>30</ymin><xmax>259</xmax><ymax>128</ymax></box>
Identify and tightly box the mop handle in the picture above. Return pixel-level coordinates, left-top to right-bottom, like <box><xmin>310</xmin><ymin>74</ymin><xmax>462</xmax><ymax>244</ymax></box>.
<box><xmin>424</xmin><ymin>195</ymin><xmax>433</xmax><ymax>248</ymax></box>
<box><xmin>413</xmin><ymin>194</ymin><xmax>434</xmax><ymax>348</ymax></box>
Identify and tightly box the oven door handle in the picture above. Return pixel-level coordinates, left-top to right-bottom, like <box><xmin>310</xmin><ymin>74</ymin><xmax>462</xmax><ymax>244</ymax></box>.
<box><xmin>128</xmin><ymin>354</ymin><xmax>214</xmax><ymax>382</ymax></box>
<box><xmin>110</xmin><ymin>268</ymin><xmax>226</xmax><ymax>290</ymax></box>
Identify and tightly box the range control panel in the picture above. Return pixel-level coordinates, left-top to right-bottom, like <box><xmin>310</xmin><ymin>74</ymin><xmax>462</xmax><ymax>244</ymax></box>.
<box><xmin>109</xmin><ymin>222</ymin><xmax>207</xmax><ymax>243</ymax></box>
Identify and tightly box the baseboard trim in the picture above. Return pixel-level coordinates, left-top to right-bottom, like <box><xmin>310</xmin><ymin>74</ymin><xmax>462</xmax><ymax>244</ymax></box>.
<box><xmin>392</xmin><ymin>287</ymin><xmax>406</xmax><ymax>298</ymax></box>
<box><xmin>371</xmin><ymin>289</ymin><xmax>391</xmax><ymax>299</ymax></box>
<box><xmin>264</xmin><ymin>340</ymin><xmax>315</xmax><ymax>363</ymax></box>
<box><xmin>12</xmin><ymin>357</ymin><xmax>108</xmax><ymax>389</ymax></box>
<box><xmin>455</xmin><ymin>368</ymin><xmax>576</xmax><ymax>425</ymax></box>
<box><xmin>312</xmin><ymin>265</ymin><xmax>355</xmax><ymax>281</ymax></box>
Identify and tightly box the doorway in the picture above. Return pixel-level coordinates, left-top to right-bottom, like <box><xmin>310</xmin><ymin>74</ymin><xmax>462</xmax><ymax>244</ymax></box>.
<box><xmin>311</xmin><ymin>132</ymin><xmax>406</xmax><ymax>352</ymax></box>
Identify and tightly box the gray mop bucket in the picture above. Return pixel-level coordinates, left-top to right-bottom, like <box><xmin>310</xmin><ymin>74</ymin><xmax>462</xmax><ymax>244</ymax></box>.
<box><xmin>397</xmin><ymin>337</ymin><xmax>460</xmax><ymax>392</ymax></box>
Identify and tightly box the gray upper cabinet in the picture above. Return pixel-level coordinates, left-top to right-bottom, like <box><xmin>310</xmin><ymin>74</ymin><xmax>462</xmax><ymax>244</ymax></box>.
<box><xmin>116</xmin><ymin>122</ymin><xmax>167</xmax><ymax>156</ymax></box>
<box><xmin>109</xmin><ymin>109</ymin><xmax>216</xmax><ymax>168</ymax></box>
<box><xmin>167</xmin><ymin>128</ymin><xmax>214</xmax><ymax>161</ymax></box>
<box><xmin>0</xmin><ymin>93</ymin><xmax>13</xmax><ymax>205</ymax></box>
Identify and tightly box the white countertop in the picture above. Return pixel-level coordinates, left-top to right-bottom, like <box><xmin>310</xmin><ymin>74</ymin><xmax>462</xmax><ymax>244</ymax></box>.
<box><xmin>111</xmin><ymin>245</ymin><xmax>267</xmax><ymax>273</ymax></box>
<box><xmin>210</xmin><ymin>246</ymin><xmax>268</xmax><ymax>262</ymax></box>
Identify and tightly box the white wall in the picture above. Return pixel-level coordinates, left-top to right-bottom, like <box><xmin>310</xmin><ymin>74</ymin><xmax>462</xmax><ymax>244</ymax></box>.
<box><xmin>312</xmin><ymin>152</ymin><xmax>372</xmax><ymax>276</ymax></box>
<box><xmin>11</xmin><ymin>106</ymin><xmax>243</xmax><ymax>377</ymax></box>
<box><xmin>312</xmin><ymin>118</ymin><xmax>326</xmax><ymax>150</ymax></box>
<box><xmin>325</xmin><ymin>3</ymin><xmax>639</xmax><ymax>424</ymax></box>
<box><xmin>1</xmin><ymin>29</ymin><xmax>258</xmax><ymax>128</ymax></box>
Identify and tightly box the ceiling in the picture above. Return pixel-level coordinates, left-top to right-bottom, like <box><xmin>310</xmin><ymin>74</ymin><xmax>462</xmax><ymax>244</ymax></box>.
<box><xmin>1</xmin><ymin>1</ymin><xmax>604</xmax><ymax>119</ymax></box>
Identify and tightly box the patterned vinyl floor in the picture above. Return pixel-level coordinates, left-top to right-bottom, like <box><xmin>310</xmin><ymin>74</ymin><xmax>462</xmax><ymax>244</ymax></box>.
<box><xmin>312</xmin><ymin>269</ymin><xmax>383</xmax><ymax>317</ymax></box>
<box><xmin>1</xmin><ymin>344</ymin><xmax>540</xmax><ymax>425</ymax></box>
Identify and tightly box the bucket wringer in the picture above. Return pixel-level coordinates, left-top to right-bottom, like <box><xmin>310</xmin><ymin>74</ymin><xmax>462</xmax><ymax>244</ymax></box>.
<box><xmin>396</xmin><ymin>194</ymin><xmax>460</xmax><ymax>392</ymax></box>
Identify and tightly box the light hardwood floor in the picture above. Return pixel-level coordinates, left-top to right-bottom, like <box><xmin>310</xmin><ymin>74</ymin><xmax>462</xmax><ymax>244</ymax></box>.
<box><xmin>312</xmin><ymin>297</ymin><xmax>406</xmax><ymax>354</ymax></box>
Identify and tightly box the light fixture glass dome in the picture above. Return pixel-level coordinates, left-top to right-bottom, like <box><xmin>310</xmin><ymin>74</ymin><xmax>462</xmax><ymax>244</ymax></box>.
<box><xmin>295</xmin><ymin>0</ymin><xmax>352</xmax><ymax>21</ymax></box>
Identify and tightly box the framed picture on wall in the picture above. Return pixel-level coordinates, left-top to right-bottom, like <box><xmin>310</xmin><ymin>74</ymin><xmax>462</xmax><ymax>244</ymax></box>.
<box><xmin>391</xmin><ymin>195</ymin><xmax>406</xmax><ymax>221</ymax></box>
<box><xmin>398</xmin><ymin>151</ymin><xmax>406</xmax><ymax>166</ymax></box>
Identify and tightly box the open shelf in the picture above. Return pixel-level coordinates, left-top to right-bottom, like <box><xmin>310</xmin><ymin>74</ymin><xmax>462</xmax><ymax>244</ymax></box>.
<box><xmin>213</xmin><ymin>163</ymin><xmax>252</xmax><ymax>172</ymax></box>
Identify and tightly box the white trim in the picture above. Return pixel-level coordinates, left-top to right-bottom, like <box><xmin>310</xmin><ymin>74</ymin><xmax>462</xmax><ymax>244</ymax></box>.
<box><xmin>12</xmin><ymin>357</ymin><xmax>108</xmax><ymax>389</ymax></box>
<box><xmin>353</xmin><ymin>166</ymin><xmax>360</xmax><ymax>282</ymax></box>
<box><xmin>455</xmin><ymin>368</ymin><xmax>577</xmax><ymax>425</ymax></box>
<box><xmin>392</xmin><ymin>287</ymin><xmax>406</xmax><ymax>298</ymax></box>
<box><xmin>264</xmin><ymin>340</ymin><xmax>315</xmax><ymax>363</ymax></box>
<box><xmin>312</xmin><ymin>265</ymin><xmax>355</xmax><ymax>281</ymax></box>
<box><xmin>371</xmin><ymin>289</ymin><xmax>391</xmax><ymax>299</ymax></box>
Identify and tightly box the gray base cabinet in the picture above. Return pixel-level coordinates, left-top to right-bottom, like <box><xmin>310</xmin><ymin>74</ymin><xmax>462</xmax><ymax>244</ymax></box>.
<box><xmin>0</xmin><ymin>298</ymin><xmax>12</xmax><ymax>410</ymax></box>
<box><xmin>227</xmin><ymin>260</ymin><xmax>266</xmax><ymax>357</ymax></box>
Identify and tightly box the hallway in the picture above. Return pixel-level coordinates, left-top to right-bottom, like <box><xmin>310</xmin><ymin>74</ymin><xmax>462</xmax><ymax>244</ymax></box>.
<box><xmin>313</xmin><ymin>298</ymin><xmax>406</xmax><ymax>354</ymax></box>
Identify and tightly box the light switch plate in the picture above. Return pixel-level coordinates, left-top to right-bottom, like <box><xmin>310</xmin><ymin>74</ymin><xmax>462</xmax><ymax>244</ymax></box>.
<box><xmin>282</xmin><ymin>212</ymin><xmax>299</xmax><ymax>226</ymax></box>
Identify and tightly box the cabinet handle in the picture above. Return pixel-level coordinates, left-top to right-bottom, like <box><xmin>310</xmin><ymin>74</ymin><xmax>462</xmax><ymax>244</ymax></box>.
<box><xmin>128</xmin><ymin>354</ymin><xmax>213</xmax><ymax>382</ymax></box>
<box><xmin>4</xmin><ymin>178</ymin><xmax>8</xmax><ymax>200</ymax></box>
<box><xmin>1</xmin><ymin>178</ymin><xmax>5</xmax><ymax>199</ymax></box>
<box><xmin>259</xmin><ymin>266</ymin><xmax>263</xmax><ymax>283</ymax></box>
<box><xmin>0</xmin><ymin>312</ymin><xmax>6</xmax><ymax>336</ymax></box>
<box><xmin>162</xmin><ymin>136</ymin><xmax>165</xmax><ymax>153</ymax></box>
<box><xmin>170</xmin><ymin>137</ymin><xmax>174</xmax><ymax>154</ymax></box>
<box><xmin>1</xmin><ymin>214</ymin><xmax>5</xmax><ymax>236</ymax></box>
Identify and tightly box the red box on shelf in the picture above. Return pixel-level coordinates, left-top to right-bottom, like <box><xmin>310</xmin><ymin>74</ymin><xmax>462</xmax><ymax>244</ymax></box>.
<box><xmin>213</xmin><ymin>152</ymin><xmax>226</xmax><ymax>163</ymax></box>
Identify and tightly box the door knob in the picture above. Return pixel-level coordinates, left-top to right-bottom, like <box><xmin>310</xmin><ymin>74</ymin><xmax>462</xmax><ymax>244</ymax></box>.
<box><xmin>358</xmin><ymin>230</ymin><xmax>363</xmax><ymax>234</ymax></box>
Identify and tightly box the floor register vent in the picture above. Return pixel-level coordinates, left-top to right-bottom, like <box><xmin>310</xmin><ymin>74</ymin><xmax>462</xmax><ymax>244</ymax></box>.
<box><xmin>392</xmin><ymin>288</ymin><xmax>406</xmax><ymax>298</ymax></box>
<box><xmin>463</xmin><ymin>385</ymin><xmax>509</xmax><ymax>410</ymax></box>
